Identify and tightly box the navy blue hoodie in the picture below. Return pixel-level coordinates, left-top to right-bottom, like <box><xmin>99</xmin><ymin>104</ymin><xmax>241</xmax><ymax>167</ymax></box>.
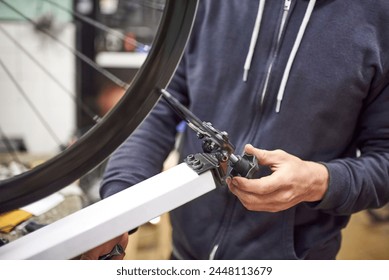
<box><xmin>101</xmin><ymin>0</ymin><xmax>389</xmax><ymax>259</ymax></box>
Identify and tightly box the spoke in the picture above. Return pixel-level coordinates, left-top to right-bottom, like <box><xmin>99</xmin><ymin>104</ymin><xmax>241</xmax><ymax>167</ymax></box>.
<box><xmin>0</xmin><ymin>127</ymin><xmax>23</xmax><ymax>166</ymax></box>
<box><xmin>0</xmin><ymin>0</ymin><xmax>130</xmax><ymax>90</ymax></box>
<box><xmin>41</xmin><ymin>0</ymin><xmax>147</xmax><ymax>51</ymax></box>
<box><xmin>0</xmin><ymin>25</ymin><xmax>101</xmax><ymax>124</ymax></box>
<box><xmin>138</xmin><ymin>0</ymin><xmax>165</xmax><ymax>11</ymax></box>
<box><xmin>0</xmin><ymin>59</ymin><xmax>63</xmax><ymax>147</ymax></box>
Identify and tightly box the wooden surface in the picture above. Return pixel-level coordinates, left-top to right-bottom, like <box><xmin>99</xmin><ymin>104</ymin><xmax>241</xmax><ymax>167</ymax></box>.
<box><xmin>337</xmin><ymin>210</ymin><xmax>389</xmax><ymax>260</ymax></box>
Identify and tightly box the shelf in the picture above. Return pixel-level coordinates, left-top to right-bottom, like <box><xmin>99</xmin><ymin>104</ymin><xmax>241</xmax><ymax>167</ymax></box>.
<box><xmin>95</xmin><ymin>52</ymin><xmax>147</xmax><ymax>68</ymax></box>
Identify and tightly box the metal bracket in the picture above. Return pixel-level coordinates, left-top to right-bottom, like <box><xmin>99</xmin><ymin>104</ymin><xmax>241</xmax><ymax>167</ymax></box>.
<box><xmin>185</xmin><ymin>153</ymin><xmax>226</xmax><ymax>187</ymax></box>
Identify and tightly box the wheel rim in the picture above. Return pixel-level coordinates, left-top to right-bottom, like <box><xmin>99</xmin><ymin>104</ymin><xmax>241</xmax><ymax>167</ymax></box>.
<box><xmin>0</xmin><ymin>0</ymin><xmax>198</xmax><ymax>213</ymax></box>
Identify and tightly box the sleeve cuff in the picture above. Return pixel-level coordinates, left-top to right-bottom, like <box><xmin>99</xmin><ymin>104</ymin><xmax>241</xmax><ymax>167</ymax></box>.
<box><xmin>309</xmin><ymin>161</ymin><xmax>351</xmax><ymax>212</ymax></box>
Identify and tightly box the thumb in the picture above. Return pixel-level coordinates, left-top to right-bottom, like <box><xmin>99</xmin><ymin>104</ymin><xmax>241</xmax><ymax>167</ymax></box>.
<box><xmin>80</xmin><ymin>249</ymin><xmax>101</xmax><ymax>260</ymax></box>
<box><xmin>244</xmin><ymin>144</ymin><xmax>286</xmax><ymax>166</ymax></box>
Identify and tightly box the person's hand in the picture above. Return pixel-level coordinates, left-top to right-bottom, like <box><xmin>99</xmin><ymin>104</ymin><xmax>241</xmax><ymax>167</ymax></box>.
<box><xmin>226</xmin><ymin>144</ymin><xmax>329</xmax><ymax>212</ymax></box>
<box><xmin>80</xmin><ymin>233</ymin><xmax>128</xmax><ymax>260</ymax></box>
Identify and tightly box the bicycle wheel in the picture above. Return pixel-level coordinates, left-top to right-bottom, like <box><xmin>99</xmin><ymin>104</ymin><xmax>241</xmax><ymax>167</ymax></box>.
<box><xmin>0</xmin><ymin>0</ymin><xmax>198</xmax><ymax>213</ymax></box>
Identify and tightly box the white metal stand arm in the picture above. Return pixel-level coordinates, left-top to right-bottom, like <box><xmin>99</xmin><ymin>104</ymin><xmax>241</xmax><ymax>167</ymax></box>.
<box><xmin>0</xmin><ymin>163</ymin><xmax>216</xmax><ymax>259</ymax></box>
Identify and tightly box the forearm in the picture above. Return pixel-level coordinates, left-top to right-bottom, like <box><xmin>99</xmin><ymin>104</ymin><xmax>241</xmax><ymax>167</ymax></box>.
<box><xmin>315</xmin><ymin>152</ymin><xmax>389</xmax><ymax>215</ymax></box>
<box><xmin>100</xmin><ymin>56</ymin><xmax>189</xmax><ymax>199</ymax></box>
<box><xmin>100</xmin><ymin>96</ymin><xmax>184</xmax><ymax>199</ymax></box>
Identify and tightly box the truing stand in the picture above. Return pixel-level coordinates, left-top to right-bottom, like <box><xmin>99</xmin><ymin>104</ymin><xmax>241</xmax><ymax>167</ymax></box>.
<box><xmin>0</xmin><ymin>87</ymin><xmax>262</xmax><ymax>260</ymax></box>
<box><xmin>0</xmin><ymin>163</ymin><xmax>216</xmax><ymax>260</ymax></box>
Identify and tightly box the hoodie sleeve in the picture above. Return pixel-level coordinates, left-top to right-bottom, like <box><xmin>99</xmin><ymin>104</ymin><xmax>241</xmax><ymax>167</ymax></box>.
<box><xmin>100</xmin><ymin>57</ymin><xmax>189</xmax><ymax>199</ymax></box>
<box><xmin>315</xmin><ymin>82</ymin><xmax>389</xmax><ymax>215</ymax></box>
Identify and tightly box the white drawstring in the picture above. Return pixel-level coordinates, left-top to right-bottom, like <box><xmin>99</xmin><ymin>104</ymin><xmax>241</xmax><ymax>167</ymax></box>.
<box><xmin>275</xmin><ymin>0</ymin><xmax>316</xmax><ymax>113</ymax></box>
<box><xmin>243</xmin><ymin>0</ymin><xmax>266</xmax><ymax>82</ymax></box>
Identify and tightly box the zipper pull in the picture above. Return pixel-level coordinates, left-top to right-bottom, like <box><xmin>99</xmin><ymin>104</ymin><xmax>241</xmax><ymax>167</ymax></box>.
<box><xmin>284</xmin><ymin>0</ymin><xmax>292</xmax><ymax>11</ymax></box>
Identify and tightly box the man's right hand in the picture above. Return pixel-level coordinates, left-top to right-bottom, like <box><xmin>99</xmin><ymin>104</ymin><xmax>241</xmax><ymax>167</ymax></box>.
<box><xmin>80</xmin><ymin>233</ymin><xmax>129</xmax><ymax>260</ymax></box>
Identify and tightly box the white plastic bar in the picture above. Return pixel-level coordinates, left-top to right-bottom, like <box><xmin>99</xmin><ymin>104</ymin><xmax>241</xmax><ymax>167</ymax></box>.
<box><xmin>95</xmin><ymin>52</ymin><xmax>147</xmax><ymax>68</ymax></box>
<box><xmin>0</xmin><ymin>163</ymin><xmax>216</xmax><ymax>259</ymax></box>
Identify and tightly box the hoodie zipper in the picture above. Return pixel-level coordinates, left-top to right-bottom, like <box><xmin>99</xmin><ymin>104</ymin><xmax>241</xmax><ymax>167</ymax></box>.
<box><xmin>208</xmin><ymin>1</ymin><xmax>292</xmax><ymax>260</ymax></box>
<box><xmin>208</xmin><ymin>195</ymin><xmax>237</xmax><ymax>260</ymax></box>
<box><xmin>260</xmin><ymin>0</ymin><xmax>291</xmax><ymax>105</ymax></box>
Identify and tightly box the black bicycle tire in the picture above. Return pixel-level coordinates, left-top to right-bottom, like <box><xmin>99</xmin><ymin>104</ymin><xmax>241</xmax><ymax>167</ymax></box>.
<box><xmin>0</xmin><ymin>0</ymin><xmax>198</xmax><ymax>213</ymax></box>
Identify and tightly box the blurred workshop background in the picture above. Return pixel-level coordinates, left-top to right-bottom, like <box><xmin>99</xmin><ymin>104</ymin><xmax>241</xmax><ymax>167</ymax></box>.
<box><xmin>0</xmin><ymin>0</ymin><xmax>388</xmax><ymax>260</ymax></box>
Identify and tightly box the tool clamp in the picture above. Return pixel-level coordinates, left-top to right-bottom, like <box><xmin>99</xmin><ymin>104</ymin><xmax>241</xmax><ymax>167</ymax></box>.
<box><xmin>160</xmin><ymin>89</ymin><xmax>260</xmax><ymax>186</ymax></box>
